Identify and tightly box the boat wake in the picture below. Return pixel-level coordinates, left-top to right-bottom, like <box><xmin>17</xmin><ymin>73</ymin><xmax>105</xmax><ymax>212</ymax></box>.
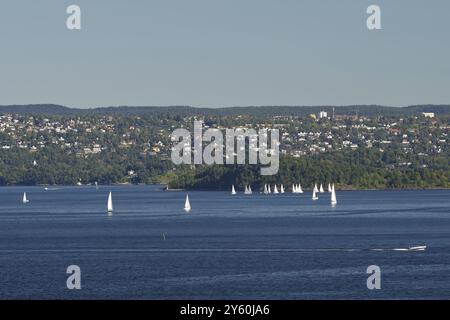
<box><xmin>0</xmin><ymin>246</ymin><xmax>427</xmax><ymax>254</ymax></box>
<box><xmin>372</xmin><ymin>245</ymin><xmax>427</xmax><ymax>252</ymax></box>
<box><xmin>44</xmin><ymin>187</ymin><xmax>60</xmax><ymax>191</ymax></box>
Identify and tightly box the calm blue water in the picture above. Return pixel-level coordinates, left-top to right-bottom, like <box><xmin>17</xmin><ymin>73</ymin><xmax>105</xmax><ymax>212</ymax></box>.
<box><xmin>0</xmin><ymin>186</ymin><xmax>449</xmax><ymax>299</ymax></box>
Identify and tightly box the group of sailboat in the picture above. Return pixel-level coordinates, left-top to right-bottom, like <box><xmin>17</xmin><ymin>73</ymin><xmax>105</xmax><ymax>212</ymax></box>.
<box><xmin>229</xmin><ymin>182</ymin><xmax>337</xmax><ymax>205</ymax></box>
<box><xmin>20</xmin><ymin>189</ymin><xmax>191</xmax><ymax>215</ymax></box>
<box><xmin>232</xmin><ymin>184</ymin><xmax>254</xmax><ymax>195</ymax></box>
<box><xmin>234</xmin><ymin>183</ymin><xmax>324</xmax><ymax>195</ymax></box>
<box><xmin>292</xmin><ymin>184</ymin><xmax>304</xmax><ymax>193</ymax></box>
<box><xmin>262</xmin><ymin>184</ymin><xmax>286</xmax><ymax>194</ymax></box>
<box><xmin>311</xmin><ymin>183</ymin><xmax>337</xmax><ymax>205</ymax></box>
<box><xmin>20</xmin><ymin>181</ymin><xmax>337</xmax><ymax>215</ymax></box>
<box><xmin>105</xmin><ymin>191</ymin><xmax>193</xmax><ymax>214</ymax></box>
<box><xmin>313</xmin><ymin>183</ymin><xmax>330</xmax><ymax>194</ymax></box>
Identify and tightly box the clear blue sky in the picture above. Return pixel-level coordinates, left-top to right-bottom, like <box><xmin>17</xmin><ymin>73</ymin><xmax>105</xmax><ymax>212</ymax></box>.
<box><xmin>0</xmin><ymin>0</ymin><xmax>449</xmax><ymax>108</ymax></box>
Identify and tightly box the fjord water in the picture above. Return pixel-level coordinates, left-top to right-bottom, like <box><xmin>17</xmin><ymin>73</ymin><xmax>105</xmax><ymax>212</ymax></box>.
<box><xmin>0</xmin><ymin>186</ymin><xmax>449</xmax><ymax>299</ymax></box>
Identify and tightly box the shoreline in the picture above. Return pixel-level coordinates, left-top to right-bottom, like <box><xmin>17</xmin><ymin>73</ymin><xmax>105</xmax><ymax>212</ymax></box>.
<box><xmin>0</xmin><ymin>184</ymin><xmax>448</xmax><ymax>192</ymax></box>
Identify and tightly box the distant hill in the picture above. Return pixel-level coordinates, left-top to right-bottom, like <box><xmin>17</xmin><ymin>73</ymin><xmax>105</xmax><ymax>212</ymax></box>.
<box><xmin>0</xmin><ymin>104</ymin><xmax>449</xmax><ymax>117</ymax></box>
<box><xmin>0</xmin><ymin>104</ymin><xmax>75</xmax><ymax>115</ymax></box>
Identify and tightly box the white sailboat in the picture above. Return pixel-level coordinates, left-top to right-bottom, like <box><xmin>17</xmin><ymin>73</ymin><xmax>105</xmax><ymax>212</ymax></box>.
<box><xmin>298</xmin><ymin>184</ymin><xmax>304</xmax><ymax>193</ymax></box>
<box><xmin>184</xmin><ymin>194</ymin><xmax>191</xmax><ymax>212</ymax></box>
<box><xmin>107</xmin><ymin>191</ymin><xmax>113</xmax><ymax>213</ymax></box>
<box><xmin>248</xmin><ymin>185</ymin><xmax>252</xmax><ymax>194</ymax></box>
<box><xmin>268</xmin><ymin>184</ymin><xmax>272</xmax><ymax>194</ymax></box>
<box><xmin>22</xmin><ymin>192</ymin><xmax>29</xmax><ymax>204</ymax></box>
<box><xmin>312</xmin><ymin>189</ymin><xmax>318</xmax><ymax>200</ymax></box>
<box><xmin>331</xmin><ymin>184</ymin><xmax>337</xmax><ymax>206</ymax></box>
<box><xmin>273</xmin><ymin>185</ymin><xmax>279</xmax><ymax>194</ymax></box>
<box><xmin>280</xmin><ymin>185</ymin><xmax>285</xmax><ymax>193</ymax></box>
<box><xmin>244</xmin><ymin>185</ymin><xmax>252</xmax><ymax>195</ymax></box>
<box><xmin>328</xmin><ymin>183</ymin><xmax>332</xmax><ymax>193</ymax></box>
<box><xmin>314</xmin><ymin>183</ymin><xmax>319</xmax><ymax>193</ymax></box>
<box><xmin>231</xmin><ymin>185</ymin><xmax>236</xmax><ymax>195</ymax></box>
<box><xmin>263</xmin><ymin>184</ymin><xmax>268</xmax><ymax>194</ymax></box>
<box><xmin>95</xmin><ymin>181</ymin><xmax>99</xmax><ymax>190</ymax></box>
<box><xmin>319</xmin><ymin>184</ymin><xmax>325</xmax><ymax>193</ymax></box>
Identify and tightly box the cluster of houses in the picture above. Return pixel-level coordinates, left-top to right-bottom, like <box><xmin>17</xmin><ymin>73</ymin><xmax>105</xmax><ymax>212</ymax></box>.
<box><xmin>0</xmin><ymin>112</ymin><xmax>448</xmax><ymax>161</ymax></box>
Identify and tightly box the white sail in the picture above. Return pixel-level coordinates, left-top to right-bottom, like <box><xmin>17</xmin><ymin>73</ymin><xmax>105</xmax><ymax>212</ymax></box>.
<box><xmin>184</xmin><ymin>194</ymin><xmax>191</xmax><ymax>212</ymax></box>
<box><xmin>22</xmin><ymin>192</ymin><xmax>29</xmax><ymax>203</ymax></box>
<box><xmin>231</xmin><ymin>185</ymin><xmax>236</xmax><ymax>195</ymax></box>
<box><xmin>248</xmin><ymin>185</ymin><xmax>252</xmax><ymax>194</ymax></box>
<box><xmin>244</xmin><ymin>185</ymin><xmax>252</xmax><ymax>195</ymax></box>
<box><xmin>328</xmin><ymin>183</ymin><xmax>332</xmax><ymax>193</ymax></box>
<box><xmin>312</xmin><ymin>189</ymin><xmax>318</xmax><ymax>200</ymax></box>
<box><xmin>263</xmin><ymin>184</ymin><xmax>268</xmax><ymax>194</ymax></box>
<box><xmin>273</xmin><ymin>185</ymin><xmax>279</xmax><ymax>194</ymax></box>
<box><xmin>268</xmin><ymin>185</ymin><xmax>272</xmax><ymax>194</ymax></box>
<box><xmin>331</xmin><ymin>184</ymin><xmax>337</xmax><ymax>206</ymax></box>
<box><xmin>280</xmin><ymin>184</ymin><xmax>285</xmax><ymax>193</ymax></box>
<box><xmin>107</xmin><ymin>191</ymin><xmax>113</xmax><ymax>212</ymax></box>
<box><xmin>292</xmin><ymin>184</ymin><xmax>296</xmax><ymax>193</ymax></box>
<box><xmin>298</xmin><ymin>184</ymin><xmax>304</xmax><ymax>193</ymax></box>
<box><xmin>314</xmin><ymin>183</ymin><xmax>319</xmax><ymax>193</ymax></box>
<box><xmin>319</xmin><ymin>184</ymin><xmax>324</xmax><ymax>193</ymax></box>
<box><xmin>95</xmin><ymin>181</ymin><xmax>99</xmax><ymax>190</ymax></box>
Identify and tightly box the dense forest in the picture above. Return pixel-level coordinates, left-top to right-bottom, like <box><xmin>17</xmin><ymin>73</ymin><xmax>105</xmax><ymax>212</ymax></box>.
<box><xmin>168</xmin><ymin>149</ymin><xmax>450</xmax><ymax>190</ymax></box>
<box><xmin>0</xmin><ymin>146</ymin><xmax>448</xmax><ymax>190</ymax></box>
<box><xmin>0</xmin><ymin>145</ymin><xmax>171</xmax><ymax>185</ymax></box>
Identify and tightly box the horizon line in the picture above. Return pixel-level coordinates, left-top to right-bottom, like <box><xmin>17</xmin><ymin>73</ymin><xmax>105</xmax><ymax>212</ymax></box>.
<box><xmin>1</xmin><ymin>103</ymin><xmax>450</xmax><ymax>110</ymax></box>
